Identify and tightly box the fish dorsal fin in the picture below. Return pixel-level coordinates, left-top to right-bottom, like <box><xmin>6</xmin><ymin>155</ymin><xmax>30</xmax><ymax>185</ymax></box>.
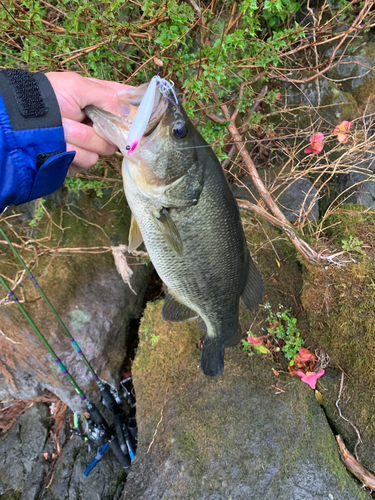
<box><xmin>162</xmin><ymin>291</ymin><xmax>198</xmax><ymax>322</ymax></box>
<box><xmin>154</xmin><ymin>208</ymin><xmax>183</xmax><ymax>256</ymax></box>
<box><xmin>128</xmin><ymin>214</ymin><xmax>143</xmax><ymax>252</ymax></box>
<box><xmin>241</xmin><ymin>252</ymin><xmax>265</xmax><ymax>311</ymax></box>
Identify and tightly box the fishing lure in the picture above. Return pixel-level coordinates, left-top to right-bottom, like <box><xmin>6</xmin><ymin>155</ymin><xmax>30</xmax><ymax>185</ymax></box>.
<box><xmin>125</xmin><ymin>75</ymin><xmax>178</xmax><ymax>155</ymax></box>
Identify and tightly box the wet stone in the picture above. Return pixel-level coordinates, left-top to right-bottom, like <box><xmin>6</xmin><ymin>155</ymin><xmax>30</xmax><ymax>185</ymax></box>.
<box><xmin>0</xmin><ymin>404</ymin><xmax>49</xmax><ymax>499</ymax></box>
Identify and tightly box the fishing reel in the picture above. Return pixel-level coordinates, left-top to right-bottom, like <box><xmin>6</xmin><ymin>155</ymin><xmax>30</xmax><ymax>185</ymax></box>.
<box><xmin>71</xmin><ymin>412</ymin><xmax>107</xmax><ymax>448</ymax></box>
<box><xmin>71</xmin><ymin>380</ymin><xmax>137</xmax><ymax>475</ymax></box>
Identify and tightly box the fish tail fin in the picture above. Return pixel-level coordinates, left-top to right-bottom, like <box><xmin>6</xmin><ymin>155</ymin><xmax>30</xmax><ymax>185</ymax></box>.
<box><xmin>200</xmin><ymin>338</ymin><xmax>225</xmax><ymax>377</ymax></box>
<box><xmin>200</xmin><ymin>319</ymin><xmax>240</xmax><ymax>376</ymax></box>
<box><xmin>241</xmin><ymin>252</ymin><xmax>265</xmax><ymax>311</ymax></box>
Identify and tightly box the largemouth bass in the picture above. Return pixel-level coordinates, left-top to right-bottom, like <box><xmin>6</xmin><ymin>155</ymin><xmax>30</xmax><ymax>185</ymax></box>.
<box><xmin>86</xmin><ymin>81</ymin><xmax>264</xmax><ymax>376</ymax></box>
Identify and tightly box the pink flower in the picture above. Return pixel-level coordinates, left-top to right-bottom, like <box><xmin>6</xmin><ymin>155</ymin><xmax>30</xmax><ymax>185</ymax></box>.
<box><xmin>276</xmin><ymin>92</ymin><xmax>281</xmax><ymax>99</ymax></box>
<box><xmin>334</xmin><ymin>121</ymin><xmax>351</xmax><ymax>144</ymax></box>
<box><xmin>296</xmin><ymin>369</ymin><xmax>325</xmax><ymax>389</ymax></box>
<box><xmin>304</xmin><ymin>133</ymin><xmax>324</xmax><ymax>154</ymax></box>
<box><xmin>247</xmin><ymin>336</ymin><xmax>263</xmax><ymax>345</ymax></box>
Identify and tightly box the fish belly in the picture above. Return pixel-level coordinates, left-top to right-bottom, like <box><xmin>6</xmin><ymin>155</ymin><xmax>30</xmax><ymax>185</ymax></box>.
<box><xmin>125</xmin><ymin>170</ymin><xmax>246</xmax><ymax>338</ymax></box>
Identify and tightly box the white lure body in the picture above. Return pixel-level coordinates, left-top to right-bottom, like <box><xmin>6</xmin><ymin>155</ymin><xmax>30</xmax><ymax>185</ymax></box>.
<box><xmin>125</xmin><ymin>75</ymin><xmax>178</xmax><ymax>155</ymax></box>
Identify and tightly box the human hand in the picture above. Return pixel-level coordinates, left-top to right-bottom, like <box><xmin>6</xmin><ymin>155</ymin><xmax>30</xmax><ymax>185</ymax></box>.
<box><xmin>46</xmin><ymin>72</ymin><xmax>131</xmax><ymax>176</ymax></box>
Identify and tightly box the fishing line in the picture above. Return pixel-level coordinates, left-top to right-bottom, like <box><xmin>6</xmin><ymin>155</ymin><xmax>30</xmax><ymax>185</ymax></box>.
<box><xmin>177</xmin><ymin>135</ymin><xmax>306</xmax><ymax>150</ymax></box>
<box><xmin>147</xmin><ymin>132</ymin><xmax>336</xmax><ymax>152</ymax></box>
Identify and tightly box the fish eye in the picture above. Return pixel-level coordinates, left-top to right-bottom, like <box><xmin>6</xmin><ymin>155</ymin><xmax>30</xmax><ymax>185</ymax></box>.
<box><xmin>172</xmin><ymin>120</ymin><xmax>188</xmax><ymax>139</ymax></box>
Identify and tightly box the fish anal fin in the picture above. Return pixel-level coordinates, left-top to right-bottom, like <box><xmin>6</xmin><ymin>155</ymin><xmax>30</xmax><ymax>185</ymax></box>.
<box><xmin>162</xmin><ymin>292</ymin><xmax>198</xmax><ymax>322</ymax></box>
<box><xmin>128</xmin><ymin>213</ymin><xmax>143</xmax><ymax>252</ymax></box>
<box><xmin>154</xmin><ymin>208</ymin><xmax>183</xmax><ymax>256</ymax></box>
<box><xmin>242</xmin><ymin>253</ymin><xmax>265</xmax><ymax>311</ymax></box>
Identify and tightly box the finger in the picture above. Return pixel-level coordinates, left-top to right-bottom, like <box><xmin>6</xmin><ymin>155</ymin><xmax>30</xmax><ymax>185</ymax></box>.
<box><xmin>63</xmin><ymin>118</ymin><xmax>118</xmax><ymax>156</ymax></box>
<box><xmin>66</xmin><ymin>143</ymin><xmax>99</xmax><ymax>173</ymax></box>
<box><xmin>73</xmin><ymin>78</ymin><xmax>122</xmax><ymax>116</ymax></box>
<box><xmin>47</xmin><ymin>72</ymin><xmax>124</xmax><ymax>122</ymax></box>
<box><xmin>87</xmin><ymin>78</ymin><xmax>133</xmax><ymax>92</ymax></box>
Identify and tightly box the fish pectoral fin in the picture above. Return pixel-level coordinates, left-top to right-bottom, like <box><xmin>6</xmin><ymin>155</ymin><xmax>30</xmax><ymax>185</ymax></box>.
<box><xmin>162</xmin><ymin>291</ymin><xmax>199</xmax><ymax>322</ymax></box>
<box><xmin>241</xmin><ymin>252</ymin><xmax>265</xmax><ymax>311</ymax></box>
<box><xmin>128</xmin><ymin>214</ymin><xmax>143</xmax><ymax>252</ymax></box>
<box><xmin>159</xmin><ymin>165</ymin><xmax>204</xmax><ymax>208</ymax></box>
<box><xmin>154</xmin><ymin>208</ymin><xmax>183</xmax><ymax>256</ymax></box>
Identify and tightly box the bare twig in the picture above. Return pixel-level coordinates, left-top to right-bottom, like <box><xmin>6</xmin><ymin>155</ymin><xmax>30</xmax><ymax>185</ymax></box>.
<box><xmin>335</xmin><ymin>372</ymin><xmax>362</xmax><ymax>460</ymax></box>
<box><xmin>222</xmin><ymin>85</ymin><xmax>268</xmax><ymax>169</ymax></box>
<box><xmin>237</xmin><ymin>199</ymin><xmax>320</xmax><ymax>263</ymax></box>
<box><xmin>146</xmin><ymin>406</ymin><xmax>164</xmax><ymax>454</ymax></box>
<box><xmin>336</xmin><ymin>435</ymin><xmax>375</xmax><ymax>490</ymax></box>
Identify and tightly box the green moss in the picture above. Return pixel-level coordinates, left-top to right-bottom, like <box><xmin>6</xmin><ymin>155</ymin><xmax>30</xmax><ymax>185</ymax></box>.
<box><xmin>0</xmin><ymin>491</ymin><xmax>21</xmax><ymax>500</ymax></box>
<box><xmin>322</xmin><ymin>203</ymin><xmax>375</xmax><ymax>247</ymax></box>
<box><xmin>302</xmin><ymin>249</ymin><xmax>375</xmax><ymax>468</ymax></box>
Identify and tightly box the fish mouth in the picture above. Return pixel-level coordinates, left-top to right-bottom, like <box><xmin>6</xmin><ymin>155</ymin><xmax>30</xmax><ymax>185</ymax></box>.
<box><xmin>85</xmin><ymin>82</ymin><xmax>173</xmax><ymax>156</ymax></box>
<box><xmin>118</xmin><ymin>83</ymin><xmax>169</xmax><ymax>142</ymax></box>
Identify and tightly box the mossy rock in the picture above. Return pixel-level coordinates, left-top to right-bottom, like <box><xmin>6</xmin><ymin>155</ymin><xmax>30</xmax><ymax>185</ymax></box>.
<box><xmin>124</xmin><ymin>301</ymin><xmax>370</xmax><ymax>500</ymax></box>
<box><xmin>240</xmin><ymin>212</ymin><xmax>310</xmax><ymax>340</ymax></box>
<box><xmin>302</xmin><ymin>204</ymin><xmax>375</xmax><ymax>469</ymax></box>
<box><xmin>326</xmin><ymin>42</ymin><xmax>375</xmax><ymax>113</ymax></box>
<box><xmin>321</xmin><ymin>203</ymin><xmax>375</xmax><ymax>248</ymax></box>
<box><xmin>281</xmin><ymin>71</ymin><xmax>358</xmax><ymax>130</ymax></box>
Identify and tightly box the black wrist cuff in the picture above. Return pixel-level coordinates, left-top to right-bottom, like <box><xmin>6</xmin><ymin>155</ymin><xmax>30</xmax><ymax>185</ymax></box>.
<box><xmin>0</xmin><ymin>69</ymin><xmax>62</xmax><ymax>131</ymax></box>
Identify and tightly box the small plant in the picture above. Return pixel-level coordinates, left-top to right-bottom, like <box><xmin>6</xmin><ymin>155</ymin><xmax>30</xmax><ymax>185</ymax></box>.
<box><xmin>242</xmin><ymin>336</ymin><xmax>269</xmax><ymax>357</ymax></box>
<box><xmin>150</xmin><ymin>333</ymin><xmax>160</xmax><ymax>345</ymax></box>
<box><xmin>139</xmin><ymin>254</ymin><xmax>151</xmax><ymax>265</ymax></box>
<box><xmin>341</xmin><ymin>236</ymin><xmax>364</xmax><ymax>254</ymax></box>
<box><xmin>29</xmin><ymin>198</ymin><xmax>45</xmax><ymax>227</ymax></box>
<box><xmin>143</xmin><ymin>325</ymin><xmax>159</xmax><ymax>345</ymax></box>
<box><xmin>243</xmin><ymin>303</ymin><xmax>303</xmax><ymax>365</ymax></box>
<box><xmin>64</xmin><ymin>176</ymin><xmax>110</xmax><ymax>197</ymax></box>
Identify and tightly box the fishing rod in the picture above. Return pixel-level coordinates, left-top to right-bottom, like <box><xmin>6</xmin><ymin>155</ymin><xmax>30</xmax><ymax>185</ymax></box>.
<box><xmin>0</xmin><ymin>226</ymin><xmax>102</xmax><ymax>387</ymax></box>
<box><xmin>0</xmin><ymin>226</ymin><xmax>136</xmax><ymax>471</ymax></box>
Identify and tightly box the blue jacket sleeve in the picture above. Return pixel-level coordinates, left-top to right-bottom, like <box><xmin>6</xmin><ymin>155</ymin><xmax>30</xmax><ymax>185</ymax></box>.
<box><xmin>0</xmin><ymin>69</ymin><xmax>75</xmax><ymax>214</ymax></box>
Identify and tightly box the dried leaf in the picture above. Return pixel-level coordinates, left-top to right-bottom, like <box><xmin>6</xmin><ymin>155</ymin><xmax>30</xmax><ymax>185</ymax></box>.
<box><xmin>48</xmin><ymin>400</ymin><xmax>68</xmax><ymax>438</ymax></box>
<box><xmin>0</xmin><ymin>392</ymin><xmax>60</xmax><ymax>434</ymax></box>
<box><xmin>272</xmin><ymin>368</ymin><xmax>279</xmax><ymax>376</ymax></box>
<box><xmin>0</xmin><ymin>361</ymin><xmax>17</xmax><ymax>390</ymax></box>
<box><xmin>111</xmin><ymin>245</ymin><xmax>137</xmax><ymax>295</ymax></box>
<box><xmin>0</xmin><ymin>400</ymin><xmax>33</xmax><ymax>433</ymax></box>
<box><xmin>299</xmin><ymin>347</ymin><xmax>317</xmax><ymax>363</ymax></box>
<box><xmin>315</xmin><ymin>390</ymin><xmax>323</xmax><ymax>405</ymax></box>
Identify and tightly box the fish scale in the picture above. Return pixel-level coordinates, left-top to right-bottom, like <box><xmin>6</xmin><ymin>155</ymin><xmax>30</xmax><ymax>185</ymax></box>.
<box><xmin>86</xmin><ymin>82</ymin><xmax>265</xmax><ymax>377</ymax></box>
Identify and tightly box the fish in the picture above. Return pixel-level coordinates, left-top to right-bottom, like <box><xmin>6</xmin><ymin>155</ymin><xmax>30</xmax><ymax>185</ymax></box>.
<box><xmin>85</xmin><ymin>79</ymin><xmax>264</xmax><ymax>377</ymax></box>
